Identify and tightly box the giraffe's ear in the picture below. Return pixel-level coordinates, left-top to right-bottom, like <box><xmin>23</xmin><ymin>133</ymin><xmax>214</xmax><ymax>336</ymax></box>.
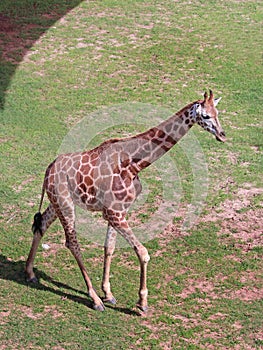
<box><xmin>214</xmin><ymin>97</ymin><xmax>222</xmax><ymax>107</ymax></box>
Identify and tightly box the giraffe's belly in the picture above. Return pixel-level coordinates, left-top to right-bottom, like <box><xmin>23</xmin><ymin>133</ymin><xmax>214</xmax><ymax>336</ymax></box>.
<box><xmin>68</xmin><ymin>170</ymin><xmax>139</xmax><ymax>214</ymax></box>
<box><xmin>71</xmin><ymin>191</ymin><xmax>104</xmax><ymax>212</ymax></box>
<box><xmin>71</xmin><ymin>186</ymin><xmax>136</xmax><ymax>214</ymax></box>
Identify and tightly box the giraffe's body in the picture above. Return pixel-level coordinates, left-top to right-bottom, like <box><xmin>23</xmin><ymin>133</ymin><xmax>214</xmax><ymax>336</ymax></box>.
<box><xmin>26</xmin><ymin>91</ymin><xmax>226</xmax><ymax>312</ymax></box>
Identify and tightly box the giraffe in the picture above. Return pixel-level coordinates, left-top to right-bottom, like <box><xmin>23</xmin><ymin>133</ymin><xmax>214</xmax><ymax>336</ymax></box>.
<box><xmin>25</xmin><ymin>90</ymin><xmax>226</xmax><ymax>312</ymax></box>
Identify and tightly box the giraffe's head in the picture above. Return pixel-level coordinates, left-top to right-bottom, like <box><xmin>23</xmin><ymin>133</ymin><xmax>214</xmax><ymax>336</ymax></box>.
<box><xmin>195</xmin><ymin>90</ymin><xmax>226</xmax><ymax>142</ymax></box>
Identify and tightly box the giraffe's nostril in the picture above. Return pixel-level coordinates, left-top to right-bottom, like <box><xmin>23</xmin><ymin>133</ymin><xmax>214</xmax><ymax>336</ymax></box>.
<box><xmin>221</xmin><ymin>131</ymin><xmax>226</xmax><ymax>137</ymax></box>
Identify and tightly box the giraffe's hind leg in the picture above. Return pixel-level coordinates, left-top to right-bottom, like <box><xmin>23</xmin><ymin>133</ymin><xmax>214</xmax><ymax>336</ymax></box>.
<box><xmin>102</xmin><ymin>224</ymin><xmax>117</xmax><ymax>304</ymax></box>
<box><xmin>56</xmin><ymin>200</ymin><xmax>105</xmax><ymax>311</ymax></box>
<box><xmin>25</xmin><ymin>204</ymin><xmax>57</xmax><ymax>282</ymax></box>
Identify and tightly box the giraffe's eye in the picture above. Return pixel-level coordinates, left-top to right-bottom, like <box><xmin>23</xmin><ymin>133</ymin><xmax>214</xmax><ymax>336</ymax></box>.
<box><xmin>202</xmin><ymin>113</ymin><xmax>210</xmax><ymax>120</ymax></box>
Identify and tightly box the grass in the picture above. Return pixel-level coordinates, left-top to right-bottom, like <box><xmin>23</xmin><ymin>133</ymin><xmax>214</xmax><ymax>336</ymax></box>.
<box><xmin>0</xmin><ymin>0</ymin><xmax>262</xmax><ymax>349</ymax></box>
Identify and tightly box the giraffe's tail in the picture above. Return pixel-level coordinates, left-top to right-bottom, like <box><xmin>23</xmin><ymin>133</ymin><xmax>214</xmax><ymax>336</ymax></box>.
<box><xmin>32</xmin><ymin>180</ymin><xmax>45</xmax><ymax>235</ymax></box>
<box><xmin>32</xmin><ymin>212</ymin><xmax>43</xmax><ymax>235</ymax></box>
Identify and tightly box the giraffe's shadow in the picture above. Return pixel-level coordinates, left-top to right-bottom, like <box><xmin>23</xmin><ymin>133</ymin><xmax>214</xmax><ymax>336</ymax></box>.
<box><xmin>0</xmin><ymin>254</ymin><xmax>138</xmax><ymax>316</ymax></box>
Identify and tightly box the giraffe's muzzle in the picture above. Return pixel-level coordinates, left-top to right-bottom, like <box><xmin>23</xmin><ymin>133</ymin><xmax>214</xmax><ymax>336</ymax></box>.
<box><xmin>216</xmin><ymin>130</ymin><xmax>226</xmax><ymax>142</ymax></box>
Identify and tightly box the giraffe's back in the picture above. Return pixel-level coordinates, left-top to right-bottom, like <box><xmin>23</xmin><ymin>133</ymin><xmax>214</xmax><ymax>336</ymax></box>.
<box><xmin>44</xmin><ymin>142</ymin><xmax>141</xmax><ymax>215</ymax></box>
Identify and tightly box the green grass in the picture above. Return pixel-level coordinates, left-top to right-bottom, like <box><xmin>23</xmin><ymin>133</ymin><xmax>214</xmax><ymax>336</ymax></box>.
<box><xmin>1</xmin><ymin>0</ymin><xmax>262</xmax><ymax>349</ymax></box>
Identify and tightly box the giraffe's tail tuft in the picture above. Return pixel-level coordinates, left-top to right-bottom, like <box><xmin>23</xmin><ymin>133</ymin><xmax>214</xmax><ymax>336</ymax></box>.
<box><xmin>32</xmin><ymin>212</ymin><xmax>43</xmax><ymax>235</ymax></box>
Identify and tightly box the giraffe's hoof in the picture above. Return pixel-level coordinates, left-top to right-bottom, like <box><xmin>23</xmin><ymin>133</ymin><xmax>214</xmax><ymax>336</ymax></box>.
<box><xmin>136</xmin><ymin>304</ymin><xmax>148</xmax><ymax>313</ymax></box>
<box><xmin>103</xmin><ymin>297</ymin><xmax>117</xmax><ymax>305</ymax></box>
<box><xmin>93</xmin><ymin>303</ymin><xmax>105</xmax><ymax>312</ymax></box>
<box><xmin>26</xmin><ymin>276</ymin><xmax>38</xmax><ymax>283</ymax></box>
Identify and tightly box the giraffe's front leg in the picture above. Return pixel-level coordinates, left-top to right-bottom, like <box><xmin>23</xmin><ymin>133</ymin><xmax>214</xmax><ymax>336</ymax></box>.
<box><xmin>107</xmin><ymin>213</ymin><xmax>150</xmax><ymax>312</ymax></box>
<box><xmin>102</xmin><ymin>225</ymin><xmax>117</xmax><ymax>305</ymax></box>
<box><xmin>135</xmin><ymin>245</ymin><xmax>150</xmax><ymax>312</ymax></box>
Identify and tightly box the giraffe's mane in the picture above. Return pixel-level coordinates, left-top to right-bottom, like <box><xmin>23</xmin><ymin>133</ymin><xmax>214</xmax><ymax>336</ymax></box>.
<box><xmin>98</xmin><ymin>100</ymin><xmax>200</xmax><ymax>148</ymax></box>
<box><xmin>175</xmin><ymin>100</ymin><xmax>200</xmax><ymax>116</ymax></box>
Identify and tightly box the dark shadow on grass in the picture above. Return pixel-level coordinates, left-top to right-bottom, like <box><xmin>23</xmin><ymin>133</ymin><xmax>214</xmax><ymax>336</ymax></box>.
<box><xmin>0</xmin><ymin>254</ymin><xmax>139</xmax><ymax>316</ymax></box>
<box><xmin>104</xmin><ymin>303</ymin><xmax>141</xmax><ymax>317</ymax></box>
<box><xmin>0</xmin><ymin>0</ymin><xmax>84</xmax><ymax>109</ymax></box>
<box><xmin>0</xmin><ymin>253</ymin><xmax>94</xmax><ymax>309</ymax></box>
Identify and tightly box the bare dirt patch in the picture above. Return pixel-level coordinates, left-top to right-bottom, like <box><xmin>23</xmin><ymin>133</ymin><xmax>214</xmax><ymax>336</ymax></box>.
<box><xmin>13</xmin><ymin>175</ymin><xmax>36</xmax><ymax>193</ymax></box>
<box><xmin>20</xmin><ymin>304</ymin><xmax>63</xmax><ymax>320</ymax></box>
<box><xmin>177</xmin><ymin>278</ymin><xmax>218</xmax><ymax>300</ymax></box>
<box><xmin>223</xmin><ymin>286</ymin><xmax>263</xmax><ymax>302</ymax></box>
<box><xmin>0</xmin><ymin>14</ymin><xmax>46</xmax><ymax>64</ymax></box>
<box><xmin>0</xmin><ymin>5</ymin><xmax>82</xmax><ymax>64</ymax></box>
<box><xmin>42</xmin><ymin>242</ymin><xmax>63</xmax><ymax>258</ymax></box>
<box><xmin>0</xmin><ymin>310</ymin><xmax>11</xmax><ymax>325</ymax></box>
<box><xmin>20</xmin><ymin>305</ymin><xmax>43</xmax><ymax>320</ymax></box>
<box><xmin>202</xmin><ymin>185</ymin><xmax>263</xmax><ymax>252</ymax></box>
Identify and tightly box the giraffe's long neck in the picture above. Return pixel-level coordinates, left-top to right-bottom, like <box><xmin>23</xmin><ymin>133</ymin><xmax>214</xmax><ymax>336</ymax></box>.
<box><xmin>129</xmin><ymin>102</ymin><xmax>197</xmax><ymax>172</ymax></box>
